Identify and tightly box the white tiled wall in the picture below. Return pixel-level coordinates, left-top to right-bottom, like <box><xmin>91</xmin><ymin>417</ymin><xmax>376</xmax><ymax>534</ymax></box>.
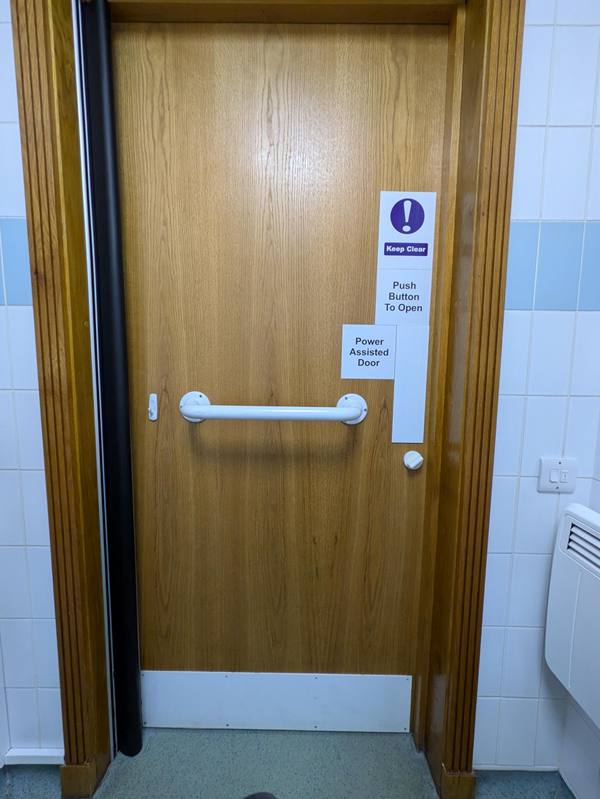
<box><xmin>0</xmin><ymin>3</ymin><xmax>63</xmax><ymax>765</ymax></box>
<box><xmin>474</xmin><ymin>0</ymin><xmax>600</xmax><ymax>790</ymax></box>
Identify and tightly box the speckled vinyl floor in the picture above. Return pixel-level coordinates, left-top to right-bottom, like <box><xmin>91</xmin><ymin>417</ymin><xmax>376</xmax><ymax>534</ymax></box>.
<box><xmin>0</xmin><ymin>730</ymin><xmax>575</xmax><ymax>799</ymax></box>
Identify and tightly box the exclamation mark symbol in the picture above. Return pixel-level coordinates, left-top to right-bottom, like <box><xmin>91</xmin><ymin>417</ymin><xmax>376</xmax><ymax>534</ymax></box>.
<box><xmin>402</xmin><ymin>200</ymin><xmax>412</xmax><ymax>232</ymax></box>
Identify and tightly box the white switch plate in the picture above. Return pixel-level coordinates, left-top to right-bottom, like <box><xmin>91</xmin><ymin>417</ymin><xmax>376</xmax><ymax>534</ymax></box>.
<box><xmin>538</xmin><ymin>457</ymin><xmax>577</xmax><ymax>493</ymax></box>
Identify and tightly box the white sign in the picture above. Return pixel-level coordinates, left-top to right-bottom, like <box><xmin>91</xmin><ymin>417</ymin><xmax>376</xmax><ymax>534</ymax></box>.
<box><xmin>341</xmin><ymin>325</ymin><xmax>396</xmax><ymax>380</ymax></box>
<box><xmin>392</xmin><ymin>326</ymin><xmax>429</xmax><ymax>444</ymax></box>
<box><xmin>377</xmin><ymin>191</ymin><xmax>437</xmax><ymax>272</ymax></box>
<box><xmin>375</xmin><ymin>269</ymin><xmax>432</xmax><ymax>326</ymax></box>
<box><xmin>373</xmin><ymin>190</ymin><xmax>436</xmax><ymax>443</ymax></box>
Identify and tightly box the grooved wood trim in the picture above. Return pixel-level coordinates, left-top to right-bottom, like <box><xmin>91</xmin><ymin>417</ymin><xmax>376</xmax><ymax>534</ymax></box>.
<box><xmin>10</xmin><ymin>0</ymin><xmax>111</xmax><ymax>795</ymax></box>
<box><xmin>440</xmin><ymin>765</ymin><xmax>477</xmax><ymax>799</ymax></box>
<box><xmin>423</xmin><ymin>0</ymin><xmax>525</xmax><ymax>792</ymax></box>
<box><xmin>109</xmin><ymin>1</ymin><xmax>462</xmax><ymax>24</ymax></box>
<box><xmin>412</xmin><ymin>3</ymin><xmax>465</xmax><ymax>750</ymax></box>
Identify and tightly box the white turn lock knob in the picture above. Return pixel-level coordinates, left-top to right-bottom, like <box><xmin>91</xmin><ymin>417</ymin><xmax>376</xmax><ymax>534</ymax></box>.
<box><xmin>404</xmin><ymin>450</ymin><xmax>424</xmax><ymax>471</ymax></box>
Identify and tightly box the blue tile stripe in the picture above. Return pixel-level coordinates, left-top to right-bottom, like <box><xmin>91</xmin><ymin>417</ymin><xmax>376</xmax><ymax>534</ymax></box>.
<box><xmin>579</xmin><ymin>223</ymin><xmax>600</xmax><ymax>311</ymax></box>
<box><xmin>3</xmin><ymin>214</ymin><xmax>599</xmax><ymax>312</ymax></box>
<box><xmin>0</xmin><ymin>218</ymin><xmax>32</xmax><ymax>306</ymax></box>
<box><xmin>505</xmin><ymin>221</ymin><xmax>600</xmax><ymax>312</ymax></box>
<box><xmin>506</xmin><ymin>222</ymin><xmax>539</xmax><ymax>310</ymax></box>
<box><xmin>535</xmin><ymin>223</ymin><xmax>583</xmax><ymax>311</ymax></box>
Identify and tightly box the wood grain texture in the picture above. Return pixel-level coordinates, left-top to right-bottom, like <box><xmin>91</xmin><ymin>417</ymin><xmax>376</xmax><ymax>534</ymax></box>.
<box><xmin>109</xmin><ymin>1</ymin><xmax>461</xmax><ymax>24</ymax></box>
<box><xmin>10</xmin><ymin>0</ymin><xmax>111</xmax><ymax>796</ymax></box>
<box><xmin>411</xmin><ymin>3</ymin><xmax>464</xmax><ymax>749</ymax></box>
<box><xmin>422</xmin><ymin>0</ymin><xmax>525</xmax><ymax>793</ymax></box>
<box><xmin>113</xmin><ymin>22</ymin><xmax>448</xmax><ymax>675</ymax></box>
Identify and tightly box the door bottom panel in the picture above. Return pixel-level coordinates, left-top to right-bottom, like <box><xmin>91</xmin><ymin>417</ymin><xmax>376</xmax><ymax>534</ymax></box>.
<box><xmin>141</xmin><ymin>672</ymin><xmax>411</xmax><ymax>733</ymax></box>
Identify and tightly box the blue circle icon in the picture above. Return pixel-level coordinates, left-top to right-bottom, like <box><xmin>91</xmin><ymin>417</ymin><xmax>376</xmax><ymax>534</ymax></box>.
<box><xmin>390</xmin><ymin>198</ymin><xmax>425</xmax><ymax>235</ymax></box>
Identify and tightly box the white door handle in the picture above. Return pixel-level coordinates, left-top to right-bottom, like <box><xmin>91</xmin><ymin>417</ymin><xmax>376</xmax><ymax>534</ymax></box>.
<box><xmin>179</xmin><ymin>392</ymin><xmax>368</xmax><ymax>425</ymax></box>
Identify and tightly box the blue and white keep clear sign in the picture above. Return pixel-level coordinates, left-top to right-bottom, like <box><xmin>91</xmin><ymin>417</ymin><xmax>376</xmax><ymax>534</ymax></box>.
<box><xmin>375</xmin><ymin>191</ymin><xmax>437</xmax><ymax>444</ymax></box>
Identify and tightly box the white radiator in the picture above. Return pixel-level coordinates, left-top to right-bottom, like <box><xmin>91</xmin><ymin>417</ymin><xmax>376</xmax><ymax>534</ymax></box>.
<box><xmin>546</xmin><ymin>503</ymin><xmax>600</xmax><ymax>728</ymax></box>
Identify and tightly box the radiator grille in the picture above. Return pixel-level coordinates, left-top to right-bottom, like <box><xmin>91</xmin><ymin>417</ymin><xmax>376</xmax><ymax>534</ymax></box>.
<box><xmin>567</xmin><ymin>522</ymin><xmax>600</xmax><ymax>573</ymax></box>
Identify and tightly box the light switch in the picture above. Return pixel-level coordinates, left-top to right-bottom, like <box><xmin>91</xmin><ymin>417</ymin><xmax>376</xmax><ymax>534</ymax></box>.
<box><xmin>538</xmin><ymin>457</ymin><xmax>577</xmax><ymax>493</ymax></box>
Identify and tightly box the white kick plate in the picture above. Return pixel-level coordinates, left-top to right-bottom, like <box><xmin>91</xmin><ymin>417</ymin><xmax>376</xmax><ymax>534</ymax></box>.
<box><xmin>141</xmin><ymin>671</ymin><xmax>412</xmax><ymax>733</ymax></box>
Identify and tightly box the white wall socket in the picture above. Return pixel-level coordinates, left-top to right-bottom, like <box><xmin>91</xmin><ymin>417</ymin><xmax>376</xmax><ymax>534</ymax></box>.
<box><xmin>537</xmin><ymin>457</ymin><xmax>578</xmax><ymax>493</ymax></box>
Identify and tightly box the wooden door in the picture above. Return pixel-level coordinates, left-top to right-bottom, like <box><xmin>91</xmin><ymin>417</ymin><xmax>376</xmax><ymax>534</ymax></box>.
<box><xmin>113</xmin><ymin>21</ymin><xmax>447</xmax><ymax>675</ymax></box>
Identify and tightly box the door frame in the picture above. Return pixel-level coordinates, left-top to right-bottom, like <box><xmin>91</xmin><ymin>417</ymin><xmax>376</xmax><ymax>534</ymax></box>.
<box><xmin>10</xmin><ymin>0</ymin><xmax>524</xmax><ymax>797</ymax></box>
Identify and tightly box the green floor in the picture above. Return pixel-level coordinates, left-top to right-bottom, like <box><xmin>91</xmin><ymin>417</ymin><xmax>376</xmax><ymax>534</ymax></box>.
<box><xmin>0</xmin><ymin>730</ymin><xmax>574</xmax><ymax>799</ymax></box>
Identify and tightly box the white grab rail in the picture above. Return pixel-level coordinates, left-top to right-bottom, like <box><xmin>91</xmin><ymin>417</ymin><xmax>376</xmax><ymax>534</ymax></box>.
<box><xmin>179</xmin><ymin>392</ymin><xmax>368</xmax><ymax>425</ymax></box>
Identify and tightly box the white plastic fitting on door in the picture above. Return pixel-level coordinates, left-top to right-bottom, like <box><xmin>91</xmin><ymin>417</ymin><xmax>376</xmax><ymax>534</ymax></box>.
<box><xmin>404</xmin><ymin>451</ymin><xmax>424</xmax><ymax>470</ymax></box>
<box><xmin>179</xmin><ymin>392</ymin><xmax>368</xmax><ymax>425</ymax></box>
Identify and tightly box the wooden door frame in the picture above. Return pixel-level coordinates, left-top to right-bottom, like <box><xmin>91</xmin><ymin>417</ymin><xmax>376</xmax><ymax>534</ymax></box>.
<box><xmin>10</xmin><ymin>1</ymin><xmax>524</xmax><ymax>797</ymax></box>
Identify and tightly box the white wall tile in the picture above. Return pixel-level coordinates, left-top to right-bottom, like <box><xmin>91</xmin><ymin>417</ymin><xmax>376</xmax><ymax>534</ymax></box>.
<box><xmin>564</xmin><ymin>398</ymin><xmax>600</xmax><ymax>477</ymax></box>
<box><xmin>519</xmin><ymin>27</ymin><xmax>554</xmax><ymax>126</ymax></box>
<box><xmin>514</xmin><ymin>477</ymin><xmax>559</xmax><ymax>553</ymax></box>
<box><xmin>0</xmin><ymin>391</ymin><xmax>18</xmax><ymax>469</ymax></box>
<box><xmin>528</xmin><ymin>312</ymin><xmax>575</xmax><ymax>395</ymax></box>
<box><xmin>535</xmin><ymin>698</ymin><xmax>566</xmax><ymax>767</ymax></box>
<box><xmin>38</xmin><ymin>689</ymin><xmax>63</xmax><ymax>749</ymax></box>
<box><xmin>0</xmin><ymin>620</ymin><xmax>34</xmax><ymax>688</ymax></box>
<box><xmin>521</xmin><ymin>396</ymin><xmax>568</xmax><ymax>476</ymax></box>
<box><xmin>483</xmin><ymin>6</ymin><xmax>600</xmax><ymax>775</ymax></box>
<box><xmin>14</xmin><ymin>390</ymin><xmax>44</xmax><ymax>469</ymax></box>
<box><xmin>589</xmin><ymin>129</ymin><xmax>600</xmax><ymax>220</ymax></box>
<box><xmin>508</xmin><ymin>554</ymin><xmax>552</xmax><ymax>627</ymax></box>
<box><xmin>21</xmin><ymin>470</ymin><xmax>50</xmax><ymax>546</ymax></box>
<box><xmin>526</xmin><ymin>0</ymin><xmax>556</xmax><ymax>24</ymax></box>
<box><xmin>0</xmin><ymin>470</ymin><xmax>23</xmax><ymax>545</ymax></box>
<box><xmin>0</xmin><ymin>546</ymin><xmax>29</xmax><ymax>617</ymax></box>
<box><xmin>542</xmin><ymin>128</ymin><xmax>592</xmax><ymax>221</ymax></box>
<box><xmin>541</xmin><ymin>662</ymin><xmax>567</xmax><ymax>699</ymax></box>
<box><xmin>497</xmin><ymin>698</ymin><xmax>538</xmax><ymax>766</ymax></box>
<box><xmin>483</xmin><ymin>554</ymin><xmax>511</xmax><ymax>626</ymax></box>
<box><xmin>571</xmin><ymin>313</ymin><xmax>600</xmax><ymax>395</ymax></box>
<box><xmin>556</xmin><ymin>0</ymin><xmax>600</xmax><ymax>24</ymax></box>
<box><xmin>502</xmin><ymin>626</ymin><xmax>545</xmax><ymax>697</ymax></box>
<box><xmin>33</xmin><ymin>619</ymin><xmax>60</xmax><ymax>688</ymax></box>
<box><xmin>488</xmin><ymin>476</ymin><xmax>518</xmax><ymax>553</ymax></box>
<box><xmin>0</xmin><ymin>308</ymin><xmax>10</xmax><ymax>389</ymax></box>
<box><xmin>560</xmin><ymin>702</ymin><xmax>600</xmax><ymax>799</ymax></box>
<box><xmin>473</xmin><ymin>697</ymin><xmax>500</xmax><ymax>766</ymax></box>
<box><xmin>558</xmin><ymin>477</ymin><xmax>592</xmax><ymax>513</ymax></box>
<box><xmin>548</xmin><ymin>27</ymin><xmax>600</xmax><ymax>126</ymax></box>
<box><xmin>27</xmin><ymin>547</ymin><xmax>55</xmax><ymax>619</ymax></box>
<box><xmin>0</xmin><ymin>10</ymin><xmax>61</xmax><ymax>758</ymax></box>
<box><xmin>0</xmin><ymin>123</ymin><xmax>25</xmax><ymax>217</ymax></box>
<box><xmin>511</xmin><ymin>127</ymin><xmax>546</xmax><ymax>220</ymax></box>
<box><xmin>0</xmin><ymin>24</ymin><xmax>18</xmax><ymax>123</ymax></box>
<box><xmin>5</xmin><ymin>688</ymin><xmax>39</xmax><ymax>748</ymax></box>
<box><xmin>500</xmin><ymin>312</ymin><xmax>531</xmax><ymax>395</ymax></box>
<box><xmin>494</xmin><ymin>396</ymin><xmax>525</xmax><ymax>476</ymax></box>
<box><xmin>478</xmin><ymin>627</ymin><xmax>505</xmax><ymax>697</ymax></box>
<box><xmin>8</xmin><ymin>307</ymin><xmax>38</xmax><ymax>390</ymax></box>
